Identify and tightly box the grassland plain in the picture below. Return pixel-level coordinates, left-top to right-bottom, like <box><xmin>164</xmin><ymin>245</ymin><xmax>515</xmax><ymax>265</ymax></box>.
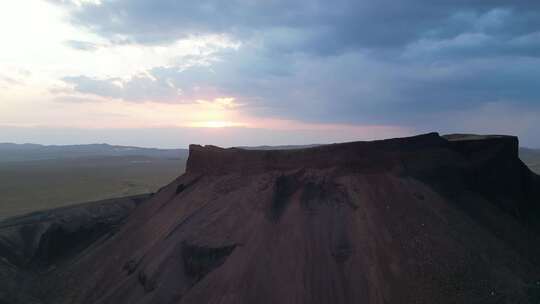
<box><xmin>0</xmin><ymin>156</ymin><xmax>185</xmax><ymax>220</ymax></box>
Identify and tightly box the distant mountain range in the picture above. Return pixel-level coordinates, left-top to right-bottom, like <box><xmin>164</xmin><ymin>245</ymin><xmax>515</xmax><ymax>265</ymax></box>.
<box><xmin>0</xmin><ymin>143</ymin><xmax>188</xmax><ymax>162</ymax></box>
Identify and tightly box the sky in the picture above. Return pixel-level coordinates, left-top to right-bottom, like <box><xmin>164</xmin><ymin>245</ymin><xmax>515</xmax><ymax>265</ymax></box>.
<box><xmin>0</xmin><ymin>0</ymin><xmax>539</xmax><ymax>148</ymax></box>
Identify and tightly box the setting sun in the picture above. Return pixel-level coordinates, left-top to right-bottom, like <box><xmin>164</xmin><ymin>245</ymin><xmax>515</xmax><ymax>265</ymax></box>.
<box><xmin>188</xmin><ymin>120</ymin><xmax>245</xmax><ymax>128</ymax></box>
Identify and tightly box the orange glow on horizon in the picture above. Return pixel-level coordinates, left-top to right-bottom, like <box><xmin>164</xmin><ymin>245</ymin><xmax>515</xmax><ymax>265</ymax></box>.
<box><xmin>187</xmin><ymin>120</ymin><xmax>246</xmax><ymax>128</ymax></box>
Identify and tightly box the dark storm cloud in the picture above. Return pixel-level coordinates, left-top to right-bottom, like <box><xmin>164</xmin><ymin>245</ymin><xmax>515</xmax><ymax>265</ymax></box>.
<box><xmin>51</xmin><ymin>0</ymin><xmax>540</xmax><ymax>54</ymax></box>
<box><xmin>54</xmin><ymin>0</ymin><xmax>540</xmax><ymax>131</ymax></box>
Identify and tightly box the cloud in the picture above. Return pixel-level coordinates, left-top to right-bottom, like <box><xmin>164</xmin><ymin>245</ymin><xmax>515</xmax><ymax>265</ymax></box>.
<box><xmin>64</xmin><ymin>40</ymin><xmax>101</xmax><ymax>51</ymax></box>
<box><xmin>49</xmin><ymin>1</ymin><xmax>540</xmax><ymax>53</ymax></box>
<box><xmin>0</xmin><ymin>67</ymin><xmax>31</xmax><ymax>89</ymax></box>
<box><xmin>48</xmin><ymin>0</ymin><xmax>540</xmax><ymax>136</ymax></box>
<box><xmin>62</xmin><ymin>73</ymin><xmax>182</xmax><ymax>102</ymax></box>
<box><xmin>0</xmin><ymin>76</ymin><xmax>23</xmax><ymax>86</ymax></box>
<box><xmin>60</xmin><ymin>45</ymin><xmax>540</xmax><ymax>125</ymax></box>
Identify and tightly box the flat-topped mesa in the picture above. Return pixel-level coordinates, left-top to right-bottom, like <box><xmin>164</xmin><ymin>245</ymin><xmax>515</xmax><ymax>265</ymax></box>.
<box><xmin>186</xmin><ymin>133</ymin><xmax>444</xmax><ymax>175</ymax></box>
<box><xmin>2</xmin><ymin>132</ymin><xmax>540</xmax><ymax>304</ymax></box>
<box><xmin>185</xmin><ymin>133</ymin><xmax>522</xmax><ymax>175</ymax></box>
<box><xmin>443</xmin><ymin>133</ymin><xmax>519</xmax><ymax>159</ymax></box>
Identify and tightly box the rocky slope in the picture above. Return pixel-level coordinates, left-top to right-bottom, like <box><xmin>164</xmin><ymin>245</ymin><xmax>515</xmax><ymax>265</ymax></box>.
<box><xmin>0</xmin><ymin>194</ymin><xmax>150</xmax><ymax>303</ymax></box>
<box><xmin>1</xmin><ymin>133</ymin><xmax>539</xmax><ymax>304</ymax></box>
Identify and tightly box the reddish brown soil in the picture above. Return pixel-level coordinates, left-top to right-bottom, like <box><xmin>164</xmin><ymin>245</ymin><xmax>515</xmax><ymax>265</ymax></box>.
<box><xmin>2</xmin><ymin>133</ymin><xmax>540</xmax><ymax>304</ymax></box>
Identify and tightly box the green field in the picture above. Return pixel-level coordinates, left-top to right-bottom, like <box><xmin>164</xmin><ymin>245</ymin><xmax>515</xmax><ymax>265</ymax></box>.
<box><xmin>0</xmin><ymin>156</ymin><xmax>185</xmax><ymax>220</ymax></box>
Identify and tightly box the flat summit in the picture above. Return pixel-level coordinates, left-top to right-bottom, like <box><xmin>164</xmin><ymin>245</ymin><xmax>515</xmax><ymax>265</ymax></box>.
<box><xmin>1</xmin><ymin>133</ymin><xmax>540</xmax><ymax>303</ymax></box>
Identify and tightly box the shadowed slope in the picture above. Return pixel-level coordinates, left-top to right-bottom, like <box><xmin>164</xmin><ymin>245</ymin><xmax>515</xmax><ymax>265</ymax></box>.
<box><xmin>0</xmin><ymin>194</ymin><xmax>151</xmax><ymax>304</ymax></box>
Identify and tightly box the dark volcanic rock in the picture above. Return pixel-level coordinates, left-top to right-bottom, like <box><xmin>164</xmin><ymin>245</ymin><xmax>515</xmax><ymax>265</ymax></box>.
<box><xmin>2</xmin><ymin>133</ymin><xmax>540</xmax><ymax>304</ymax></box>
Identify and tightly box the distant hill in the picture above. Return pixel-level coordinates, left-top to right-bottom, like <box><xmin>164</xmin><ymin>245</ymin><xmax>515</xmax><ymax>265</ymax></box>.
<box><xmin>520</xmin><ymin>148</ymin><xmax>540</xmax><ymax>174</ymax></box>
<box><xmin>0</xmin><ymin>143</ymin><xmax>188</xmax><ymax>162</ymax></box>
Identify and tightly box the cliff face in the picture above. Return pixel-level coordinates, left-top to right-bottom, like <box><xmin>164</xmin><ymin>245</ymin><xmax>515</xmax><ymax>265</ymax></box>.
<box><xmin>1</xmin><ymin>133</ymin><xmax>540</xmax><ymax>304</ymax></box>
<box><xmin>442</xmin><ymin>134</ymin><xmax>540</xmax><ymax>231</ymax></box>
